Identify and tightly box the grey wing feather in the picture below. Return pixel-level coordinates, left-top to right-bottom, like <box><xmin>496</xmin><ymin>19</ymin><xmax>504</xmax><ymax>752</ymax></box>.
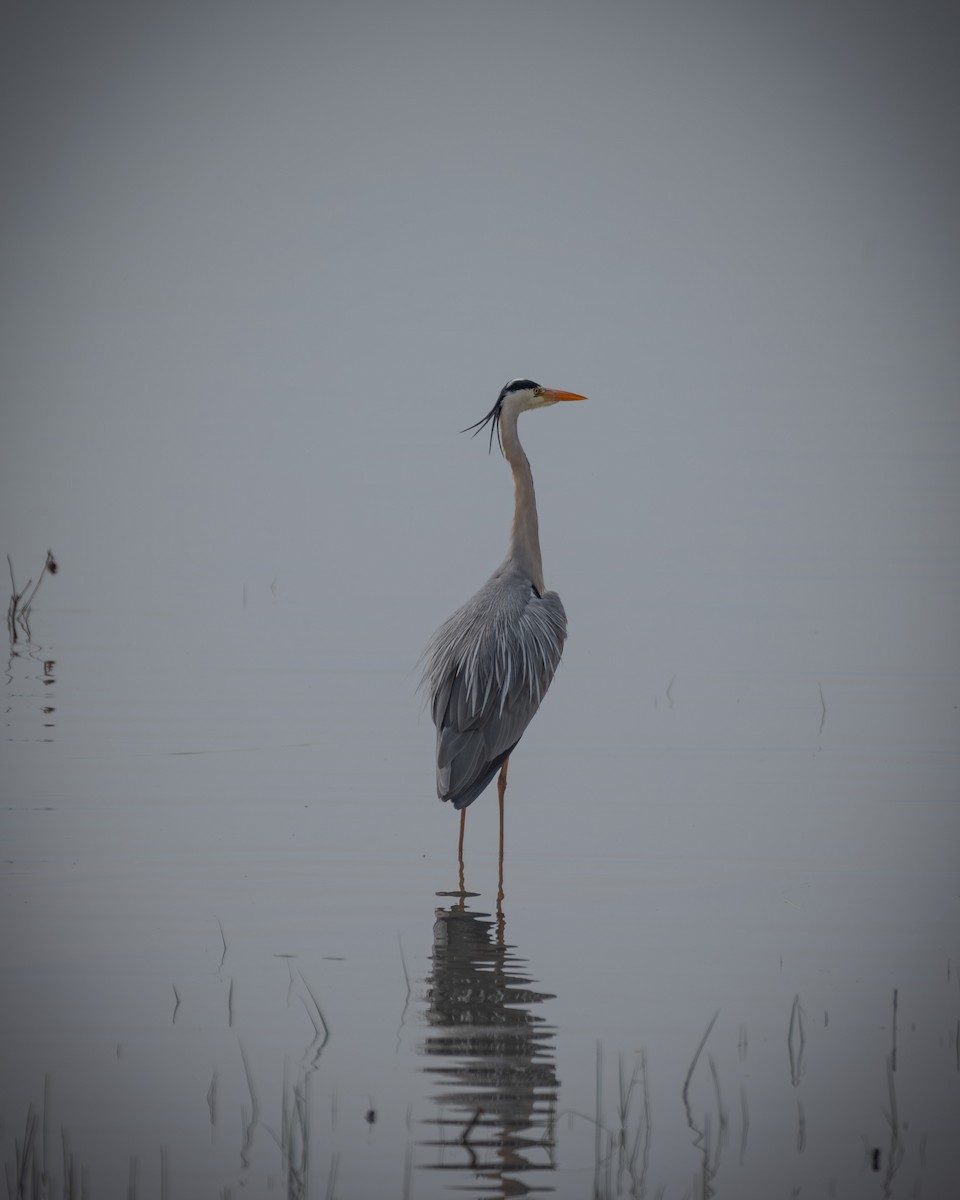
<box><xmin>420</xmin><ymin>566</ymin><xmax>567</xmax><ymax>809</ymax></box>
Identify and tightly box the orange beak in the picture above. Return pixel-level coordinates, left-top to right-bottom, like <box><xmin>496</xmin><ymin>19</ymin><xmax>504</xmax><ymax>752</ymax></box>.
<box><xmin>542</xmin><ymin>388</ymin><xmax>587</xmax><ymax>403</ymax></box>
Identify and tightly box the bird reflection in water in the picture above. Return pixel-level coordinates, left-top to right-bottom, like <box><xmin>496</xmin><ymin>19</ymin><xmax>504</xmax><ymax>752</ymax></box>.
<box><xmin>419</xmin><ymin>901</ymin><xmax>559</xmax><ymax>1196</ymax></box>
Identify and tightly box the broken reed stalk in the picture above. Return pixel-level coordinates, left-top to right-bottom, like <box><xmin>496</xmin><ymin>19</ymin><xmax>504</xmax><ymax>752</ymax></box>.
<box><xmin>6</xmin><ymin>550</ymin><xmax>57</xmax><ymax>642</ymax></box>
<box><xmin>21</xmin><ymin>551</ymin><xmax>58</xmax><ymax>616</ymax></box>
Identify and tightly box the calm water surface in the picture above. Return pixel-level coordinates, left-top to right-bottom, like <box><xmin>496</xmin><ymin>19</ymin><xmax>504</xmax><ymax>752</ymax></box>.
<box><xmin>3</xmin><ymin>604</ymin><xmax>958</xmax><ymax>1199</ymax></box>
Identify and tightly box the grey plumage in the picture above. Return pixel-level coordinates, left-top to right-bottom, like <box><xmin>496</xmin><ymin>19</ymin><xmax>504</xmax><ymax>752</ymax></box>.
<box><xmin>420</xmin><ymin>378</ymin><xmax>585</xmax><ymax>814</ymax></box>
<box><xmin>422</xmin><ymin>563</ymin><xmax>567</xmax><ymax>809</ymax></box>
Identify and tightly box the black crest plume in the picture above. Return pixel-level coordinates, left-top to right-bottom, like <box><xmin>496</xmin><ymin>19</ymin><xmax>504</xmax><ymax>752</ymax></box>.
<box><xmin>461</xmin><ymin>379</ymin><xmax>540</xmax><ymax>455</ymax></box>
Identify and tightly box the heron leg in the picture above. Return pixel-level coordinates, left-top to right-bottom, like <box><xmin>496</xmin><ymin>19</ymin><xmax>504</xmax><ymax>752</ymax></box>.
<box><xmin>496</xmin><ymin>758</ymin><xmax>509</xmax><ymax>909</ymax></box>
<box><xmin>437</xmin><ymin>807</ymin><xmax>475</xmax><ymax>903</ymax></box>
<box><xmin>458</xmin><ymin>807</ymin><xmax>468</xmax><ymax>900</ymax></box>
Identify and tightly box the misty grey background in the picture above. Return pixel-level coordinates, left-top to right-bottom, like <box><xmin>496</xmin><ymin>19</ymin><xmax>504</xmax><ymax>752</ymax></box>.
<box><xmin>2</xmin><ymin>1</ymin><xmax>959</xmax><ymax>1196</ymax></box>
<box><xmin>2</xmin><ymin>0</ymin><xmax>957</xmax><ymax>662</ymax></box>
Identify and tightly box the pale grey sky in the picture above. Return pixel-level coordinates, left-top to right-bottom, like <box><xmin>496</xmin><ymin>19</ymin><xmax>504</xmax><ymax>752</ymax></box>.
<box><xmin>1</xmin><ymin>0</ymin><xmax>957</xmax><ymax>679</ymax></box>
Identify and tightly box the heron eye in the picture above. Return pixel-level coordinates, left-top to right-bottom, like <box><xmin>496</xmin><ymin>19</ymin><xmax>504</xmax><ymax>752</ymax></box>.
<box><xmin>534</xmin><ymin>387</ymin><xmax>543</xmax><ymax>397</ymax></box>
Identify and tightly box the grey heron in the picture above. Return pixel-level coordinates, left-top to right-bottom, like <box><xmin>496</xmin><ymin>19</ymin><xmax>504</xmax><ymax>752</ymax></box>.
<box><xmin>421</xmin><ymin>378</ymin><xmax>586</xmax><ymax>874</ymax></box>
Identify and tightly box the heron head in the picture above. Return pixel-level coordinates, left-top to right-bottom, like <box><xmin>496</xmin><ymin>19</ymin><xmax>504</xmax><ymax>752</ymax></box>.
<box><xmin>463</xmin><ymin>379</ymin><xmax>587</xmax><ymax>453</ymax></box>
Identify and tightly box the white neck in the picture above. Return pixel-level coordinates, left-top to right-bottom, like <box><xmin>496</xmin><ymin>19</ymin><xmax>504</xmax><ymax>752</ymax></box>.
<box><xmin>499</xmin><ymin>402</ymin><xmax>545</xmax><ymax>595</ymax></box>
